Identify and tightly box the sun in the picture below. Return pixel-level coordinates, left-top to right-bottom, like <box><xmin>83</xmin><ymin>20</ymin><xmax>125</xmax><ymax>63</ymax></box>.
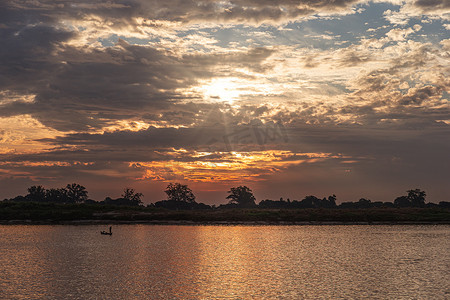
<box><xmin>201</xmin><ymin>77</ymin><xmax>243</xmax><ymax>103</ymax></box>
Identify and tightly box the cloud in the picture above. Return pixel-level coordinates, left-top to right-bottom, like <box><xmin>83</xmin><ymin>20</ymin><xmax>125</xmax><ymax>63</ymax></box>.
<box><xmin>383</xmin><ymin>0</ymin><xmax>450</xmax><ymax>24</ymax></box>
<box><xmin>2</xmin><ymin>118</ymin><xmax>448</xmax><ymax>192</ymax></box>
<box><xmin>0</xmin><ymin>26</ymin><xmax>274</xmax><ymax>131</ymax></box>
<box><xmin>1</xmin><ymin>0</ymin><xmax>449</xmax><ymax>202</ymax></box>
<box><xmin>385</xmin><ymin>25</ymin><xmax>421</xmax><ymax>41</ymax></box>
<box><xmin>2</xmin><ymin>0</ymin><xmax>365</xmax><ymax>31</ymax></box>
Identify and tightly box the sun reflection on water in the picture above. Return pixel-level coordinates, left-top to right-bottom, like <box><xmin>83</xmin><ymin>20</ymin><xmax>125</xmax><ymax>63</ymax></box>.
<box><xmin>1</xmin><ymin>225</ymin><xmax>449</xmax><ymax>299</ymax></box>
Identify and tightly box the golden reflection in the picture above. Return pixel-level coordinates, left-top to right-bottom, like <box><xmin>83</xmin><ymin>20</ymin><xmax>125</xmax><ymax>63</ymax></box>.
<box><xmin>2</xmin><ymin>225</ymin><xmax>448</xmax><ymax>298</ymax></box>
<box><xmin>0</xmin><ymin>226</ymin><xmax>69</xmax><ymax>298</ymax></box>
<box><xmin>193</xmin><ymin>226</ymin><xmax>259</xmax><ymax>299</ymax></box>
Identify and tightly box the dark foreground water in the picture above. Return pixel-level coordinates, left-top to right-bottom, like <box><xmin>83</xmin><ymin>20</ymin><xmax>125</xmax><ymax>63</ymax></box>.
<box><xmin>1</xmin><ymin>225</ymin><xmax>449</xmax><ymax>299</ymax></box>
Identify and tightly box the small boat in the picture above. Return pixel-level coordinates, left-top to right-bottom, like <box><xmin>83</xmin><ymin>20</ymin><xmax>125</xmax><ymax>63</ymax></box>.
<box><xmin>101</xmin><ymin>226</ymin><xmax>112</xmax><ymax>235</ymax></box>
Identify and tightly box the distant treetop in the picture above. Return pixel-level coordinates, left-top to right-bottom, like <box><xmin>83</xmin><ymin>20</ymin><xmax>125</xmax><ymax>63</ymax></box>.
<box><xmin>165</xmin><ymin>183</ymin><xmax>196</xmax><ymax>203</ymax></box>
<box><xmin>226</xmin><ymin>186</ymin><xmax>256</xmax><ymax>207</ymax></box>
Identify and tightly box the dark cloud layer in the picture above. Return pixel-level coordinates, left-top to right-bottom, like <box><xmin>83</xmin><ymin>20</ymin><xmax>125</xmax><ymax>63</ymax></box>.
<box><xmin>0</xmin><ymin>27</ymin><xmax>274</xmax><ymax>130</ymax></box>
<box><xmin>4</xmin><ymin>0</ymin><xmax>445</xmax><ymax>27</ymax></box>
<box><xmin>3</xmin><ymin>0</ymin><xmax>361</xmax><ymax>26</ymax></box>
<box><xmin>2</xmin><ymin>120</ymin><xmax>448</xmax><ymax>202</ymax></box>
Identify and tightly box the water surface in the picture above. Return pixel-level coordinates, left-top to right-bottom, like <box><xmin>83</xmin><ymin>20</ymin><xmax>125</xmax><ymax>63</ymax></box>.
<box><xmin>1</xmin><ymin>225</ymin><xmax>449</xmax><ymax>299</ymax></box>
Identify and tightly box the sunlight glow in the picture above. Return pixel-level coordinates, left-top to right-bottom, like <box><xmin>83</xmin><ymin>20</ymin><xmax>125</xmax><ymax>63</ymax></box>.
<box><xmin>192</xmin><ymin>76</ymin><xmax>283</xmax><ymax>104</ymax></box>
<box><xmin>0</xmin><ymin>91</ymin><xmax>36</xmax><ymax>105</ymax></box>
<box><xmin>0</xmin><ymin>115</ymin><xmax>62</xmax><ymax>154</ymax></box>
<box><xmin>130</xmin><ymin>150</ymin><xmax>347</xmax><ymax>183</ymax></box>
<box><xmin>102</xmin><ymin>120</ymin><xmax>152</xmax><ymax>132</ymax></box>
<box><xmin>201</xmin><ymin>77</ymin><xmax>244</xmax><ymax>102</ymax></box>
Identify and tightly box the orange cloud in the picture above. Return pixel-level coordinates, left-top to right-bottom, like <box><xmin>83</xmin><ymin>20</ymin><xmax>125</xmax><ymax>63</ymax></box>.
<box><xmin>130</xmin><ymin>150</ymin><xmax>346</xmax><ymax>183</ymax></box>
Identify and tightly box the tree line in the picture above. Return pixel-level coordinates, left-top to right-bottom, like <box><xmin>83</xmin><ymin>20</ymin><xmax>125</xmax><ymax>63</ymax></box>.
<box><xmin>2</xmin><ymin>183</ymin><xmax>449</xmax><ymax>209</ymax></box>
<box><xmin>5</xmin><ymin>184</ymin><xmax>143</xmax><ymax>206</ymax></box>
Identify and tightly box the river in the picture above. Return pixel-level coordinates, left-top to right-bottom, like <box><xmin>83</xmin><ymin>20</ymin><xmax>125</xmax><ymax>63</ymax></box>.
<box><xmin>1</xmin><ymin>225</ymin><xmax>449</xmax><ymax>299</ymax></box>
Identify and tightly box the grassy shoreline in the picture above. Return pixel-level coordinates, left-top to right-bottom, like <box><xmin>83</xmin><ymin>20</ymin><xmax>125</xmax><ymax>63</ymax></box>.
<box><xmin>1</xmin><ymin>202</ymin><xmax>449</xmax><ymax>225</ymax></box>
<box><xmin>2</xmin><ymin>220</ymin><xmax>449</xmax><ymax>226</ymax></box>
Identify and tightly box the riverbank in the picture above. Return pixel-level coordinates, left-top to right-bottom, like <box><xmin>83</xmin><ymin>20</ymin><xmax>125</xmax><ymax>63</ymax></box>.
<box><xmin>2</xmin><ymin>219</ymin><xmax>449</xmax><ymax>225</ymax></box>
<box><xmin>1</xmin><ymin>202</ymin><xmax>449</xmax><ymax>225</ymax></box>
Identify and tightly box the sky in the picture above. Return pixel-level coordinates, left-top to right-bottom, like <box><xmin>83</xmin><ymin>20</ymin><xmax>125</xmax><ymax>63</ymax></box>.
<box><xmin>0</xmin><ymin>0</ymin><xmax>449</xmax><ymax>204</ymax></box>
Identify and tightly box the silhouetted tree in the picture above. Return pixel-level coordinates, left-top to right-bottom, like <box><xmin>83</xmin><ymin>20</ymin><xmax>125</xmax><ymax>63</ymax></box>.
<box><xmin>66</xmin><ymin>183</ymin><xmax>88</xmax><ymax>203</ymax></box>
<box><xmin>258</xmin><ymin>198</ymin><xmax>291</xmax><ymax>208</ymax></box>
<box><xmin>122</xmin><ymin>188</ymin><xmax>143</xmax><ymax>206</ymax></box>
<box><xmin>439</xmin><ymin>201</ymin><xmax>450</xmax><ymax>208</ymax></box>
<box><xmin>101</xmin><ymin>190</ymin><xmax>143</xmax><ymax>206</ymax></box>
<box><xmin>394</xmin><ymin>195</ymin><xmax>410</xmax><ymax>207</ymax></box>
<box><xmin>293</xmin><ymin>195</ymin><xmax>337</xmax><ymax>208</ymax></box>
<box><xmin>26</xmin><ymin>185</ymin><xmax>46</xmax><ymax>202</ymax></box>
<box><xmin>325</xmin><ymin>194</ymin><xmax>337</xmax><ymax>208</ymax></box>
<box><xmin>407</xmin><ymin>189</ymin><xmax>426</xmax><ymax>207</ymax></box>
<box><xmin>226</xmin><ymin>186</ymin><xmax>256</xmax><ymax>207</ymax></box>
<box><xmin>153</xmin><ymin>199</ymin><xmax>210</xmax><ymax>210</ymax></box>
<box><xmin>165</xmin><ymin>183</ymin><xmax>196</xmax><ymax>203</ymax></box>
<box><xmin>102</xmin><ymin>197</ymin><xmax>115</xmax><ymax>205</ymax></box>
<box><xmin>8</xmin><ymin>195</ymin><xmax>27</xmax><ymax>202</ymax></box>
<box><xmin>45</xmin><ymin>188</ymin><xmax>68</xmax><ymax>203</ymax></box>
<box><xmin>298</xmin><ymin>195</ymin><xmax>321</xmax><ymax>208</ymax></box>
<box><xmin>394</xmin><ymin>189</ymin><xmax>427</xmax><ymax>207</ymax></box>
<box><xmin>358</xmin><ymin>198</ymin><xmax>372</xmax><ymax>208</ymax></box>
<box><xmin>84</xmin><ymin>199</ymin><xmax>98</xmax><ymax>204</ymax></box>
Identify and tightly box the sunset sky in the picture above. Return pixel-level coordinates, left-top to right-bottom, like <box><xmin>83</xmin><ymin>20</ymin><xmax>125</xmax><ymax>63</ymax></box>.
<box><xmin>0</xmin><ymin>0</ymin><xmax>449</xmax><ymax>204</ymax></box>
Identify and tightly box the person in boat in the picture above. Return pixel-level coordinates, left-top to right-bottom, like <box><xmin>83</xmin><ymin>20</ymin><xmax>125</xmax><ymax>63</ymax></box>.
<box><xmin>101</xmin><ymin>226</ymin><xmax>112</xmax><ymax>235</ymax></box>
